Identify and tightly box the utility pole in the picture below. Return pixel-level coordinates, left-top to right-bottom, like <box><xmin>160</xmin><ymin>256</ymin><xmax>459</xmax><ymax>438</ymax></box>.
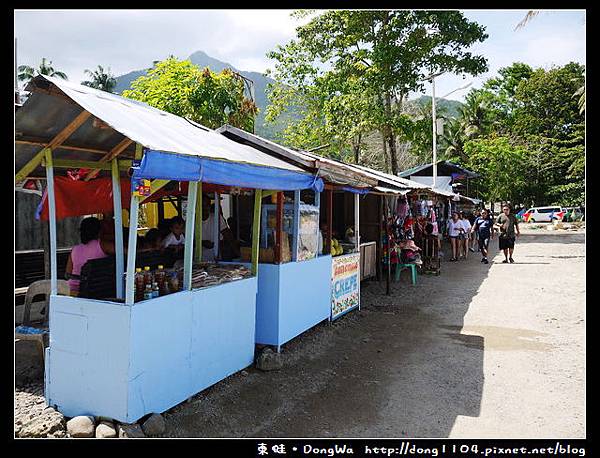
<box><xmin>431</xmin><ymin>75</ymin><xmax>437</xmax><ymax>189</ymax></box>
<box><xmin>420</xmin><ymin>70</ymin><xmax>473</xmax><ymax>191</ymax></box>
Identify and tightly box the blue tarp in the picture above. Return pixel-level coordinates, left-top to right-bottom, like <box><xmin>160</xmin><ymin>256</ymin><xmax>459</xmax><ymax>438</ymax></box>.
<box><xmin>341</xmin><ymin>186</ymin><xmax>371</xmax><ymax>195</ymax></box>
<box><xmin>133</xmin><ymin>150</ymin><xmax>324</xmax><ymax>192</ymax></box>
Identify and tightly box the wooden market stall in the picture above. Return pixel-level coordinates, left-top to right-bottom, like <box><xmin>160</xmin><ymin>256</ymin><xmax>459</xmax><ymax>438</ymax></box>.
<box><xmin>15</xmin><ymin>75</ymin><xmax>323</xmax><ymax>422</ymax></box>
<box><xmin>217</xmin><ymin>126</ymin><xmax>378</xmax><ymax>345</ymax></box>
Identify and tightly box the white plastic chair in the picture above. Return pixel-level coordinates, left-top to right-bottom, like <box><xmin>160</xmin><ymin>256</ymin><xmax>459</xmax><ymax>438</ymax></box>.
<box><xmin>16</xmin><ymin>280</ymin><xmax>69</xmax><ymax>364</ymax></box>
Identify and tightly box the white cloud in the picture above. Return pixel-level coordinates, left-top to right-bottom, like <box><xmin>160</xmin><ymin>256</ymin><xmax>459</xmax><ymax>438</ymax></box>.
<box><xmin>14</xmin><ymin>9</ymin><xmax>585</xmax><ymax>102</ymax></box>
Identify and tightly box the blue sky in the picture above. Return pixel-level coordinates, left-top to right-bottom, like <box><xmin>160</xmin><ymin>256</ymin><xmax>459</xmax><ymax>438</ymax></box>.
<box><xmin>14</xmin><ymin>10</ymin><xmax>585</xmax><ymax>102</ymax></box>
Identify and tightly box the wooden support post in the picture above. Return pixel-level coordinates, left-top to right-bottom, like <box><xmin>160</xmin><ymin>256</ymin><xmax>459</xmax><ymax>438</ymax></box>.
<box><xmin>213</xmin><ymin>192</ymin><xmax>220</xmax><ymax>260</ymax></box>
<box><xmin>84</xmin><ymin>138</ymin><xmax>133</xmax><ymax>181</ymax></box>
<box><xmin>16</xmin><ymin>111</ymin><xmax>91</xmax><ymax>182</ymax></box>
<box><xmin>183</xmin><ymin>182</ymin><xmax>198</xmax><ymax>290</ymax></box>
<box><xmin>45</xmin><ymin>149</ymin><xmax>58</xmax><ymax>295</ymax></box>
<box><xmin>292</xmin><ymin>190</ymin><xmax>300</xmax><ymax>262</ymax></box>
<box><xmin>111</xmin><ymin>159</ymin><xmax>124</xmax><ymax>299</ymax></box>
<box><xmin>251</xmin><ymin>189</ymin><xmax>263</xmax><ymax>275</ymax></box>
<box><xmin>274</xmin><ymin>191</ymin><xmax>284</xmax><ymax>264</ymax></box>
<box><xmin>385</xmin><ymin>196</ymin><xmax>391</xmax><ymax>296</ymax></box>
<box><xmin>135</xmin><ymin>143</ymin><xmax>143</xmax><ymax>160</ymax></box>
<box><xmin>377</xmin><ymin>195</ymin><xmax>383</xmax><ymax>281</ymax></box>
<box><xmin>16</xmin><ymin>148</ymin><xmax>49</xmax><ymax>182</ymax></box>
<box><xmin>194</xmin><ymin>182</ymin><xmax>203</xmax><ymax>262</ymax></box>
<box><xmin>125</xmin><ymin>193</ymin><xmax>139</xmax><ymax>305</ymax></box>
<box><xmin>326</xmin><ymin>189</ymin><xmax>333</xmax><ymax>255</ymax></box>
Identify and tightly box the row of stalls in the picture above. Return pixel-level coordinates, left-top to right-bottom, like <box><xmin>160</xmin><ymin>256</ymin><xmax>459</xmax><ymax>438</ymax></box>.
<box><xmin>15</xmin><ymin>75</ymin><xmax>467</xmax><ymax>424</ymax></box>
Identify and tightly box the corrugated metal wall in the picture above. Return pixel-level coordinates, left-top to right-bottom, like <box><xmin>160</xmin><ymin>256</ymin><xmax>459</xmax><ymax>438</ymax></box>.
<box><xmin>15</xmin><ymin>191</ymin><xmax>82</xmax><ymax>250</ymax></box>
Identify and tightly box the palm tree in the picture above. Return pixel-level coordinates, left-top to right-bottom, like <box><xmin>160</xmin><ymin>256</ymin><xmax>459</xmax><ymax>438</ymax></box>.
<box><xmin>17</xmin><ymin>57</ymin><xmax>68</xmax><ymax>85</ymax></box>
<box><xmin>514</xmin><ymin>11</ymin><xmax>540</xmax><ymax>31</ymax></box>
<box><xmin>81</xmin><ymin>65</ymin><xmax>117</xmax><ymax>93</ymax></box>
<box><xmin>441</xmin><ymin>117</ymin><xmax>467</xmax><ymax>161</ymax></box>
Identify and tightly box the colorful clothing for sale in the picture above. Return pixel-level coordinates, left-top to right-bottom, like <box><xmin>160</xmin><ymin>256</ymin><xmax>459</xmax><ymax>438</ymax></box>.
<box><xmin>396</xmin><ymin>199</ymin><xmax>409</xmax><ymax>220</ymax></box>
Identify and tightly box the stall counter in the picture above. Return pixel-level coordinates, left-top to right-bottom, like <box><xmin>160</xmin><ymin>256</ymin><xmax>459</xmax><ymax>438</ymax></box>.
<box><xmin>45</xmin><ymin>277</ymin><xmax>257</xmax><ymax>423</ymax></box>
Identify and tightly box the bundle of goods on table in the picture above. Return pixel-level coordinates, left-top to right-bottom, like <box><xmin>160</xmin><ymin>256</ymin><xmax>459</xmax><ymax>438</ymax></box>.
<box><xmin>134</xmin><ymin>263</ymin><xmax>252</xmax><ymax>300</ymax></box>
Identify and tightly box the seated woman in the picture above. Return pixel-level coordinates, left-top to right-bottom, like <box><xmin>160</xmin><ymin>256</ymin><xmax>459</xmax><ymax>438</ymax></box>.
<box><xmin>65</xmin><ymin>217</ymin><xmax>117</xmax><ymax>296</ymax></box>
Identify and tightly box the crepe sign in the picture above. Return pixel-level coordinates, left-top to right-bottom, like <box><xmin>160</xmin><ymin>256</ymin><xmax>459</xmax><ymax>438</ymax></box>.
<box><xmin>331</xmin><ymin>252</ymin><xmax>360</xmax><ymax>320</ymax></box>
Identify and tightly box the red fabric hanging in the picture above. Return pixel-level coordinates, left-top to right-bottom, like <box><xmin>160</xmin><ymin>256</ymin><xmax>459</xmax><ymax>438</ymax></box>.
<box><xmin>38</xmin><ymin>176</ymin><xmax>132</xmax><ymax>221</ymax></box>
<box><xmin>38</xmin><ymin>178</ymin><xmax>250</xmax><ymax>221</ymax></box>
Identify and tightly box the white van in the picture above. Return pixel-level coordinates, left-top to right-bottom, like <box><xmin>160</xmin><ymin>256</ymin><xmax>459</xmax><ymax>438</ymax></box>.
<box><xmin>523</xmin><ymin>206</ymin><xmax>564</xmax><ymax>222</ymax></box>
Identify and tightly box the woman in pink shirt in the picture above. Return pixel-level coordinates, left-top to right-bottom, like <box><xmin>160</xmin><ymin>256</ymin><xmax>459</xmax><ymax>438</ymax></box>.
<box><xmin>65</xmin><ymin>217</ymin><xmax>116</xmax><ymax>296</ymax></box>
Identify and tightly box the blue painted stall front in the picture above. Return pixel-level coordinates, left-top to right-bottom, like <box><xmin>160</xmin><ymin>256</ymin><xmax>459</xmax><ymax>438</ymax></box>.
<box><xmin>254</xmin><ymin>255</ymin><xmax>332</xmax><ymax>349</ymax></box>
<box><xmin>45</xmin><ymin>277</ymin><xmax>257</xmax><ymax>423</ymax></box>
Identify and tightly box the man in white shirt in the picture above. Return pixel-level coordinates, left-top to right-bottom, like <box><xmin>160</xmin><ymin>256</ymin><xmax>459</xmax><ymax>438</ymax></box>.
<box><xmin>201</xmin><ymin>194</ymin><xmax>232</xmax><ymax>262</ymax></box>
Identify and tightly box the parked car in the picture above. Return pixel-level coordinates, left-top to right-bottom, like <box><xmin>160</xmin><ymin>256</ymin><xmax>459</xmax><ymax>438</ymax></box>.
<box><xmin>522</xmin><ymin>206</ymin><xmax>565</xmax><ymax>222</ymax></box>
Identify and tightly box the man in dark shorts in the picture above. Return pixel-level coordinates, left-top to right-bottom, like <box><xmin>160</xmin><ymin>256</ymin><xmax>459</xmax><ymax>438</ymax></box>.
<box><xmin>471</xmin><ymin>208</ymin><xmax>494</xmax><ymax>264</ymax></box>
<box><xmin>495</xmin><ymin>204</ymin><xmax>520</xmax><ymax>263</ymax></box>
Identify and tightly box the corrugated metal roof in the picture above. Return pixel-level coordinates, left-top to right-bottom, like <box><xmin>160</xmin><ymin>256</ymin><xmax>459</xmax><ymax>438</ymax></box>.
<box><xmin>217</xmin><ymin>124</ymin><xmax>377</xmax><ymax>188</ymax></box>
<box><xmin>349</xmin><ymin>164</ymin><xmax>429</xmax><ymax>190</ymax></box>
<box><xmin>16</xmin><ymin>75</ymin><xmax>307</xmax><ymax>179</ymax></box>
<box><xmin>373</xmin><ymin>186</ymin><xmax>410</xmax><ymax>195</ymax></box>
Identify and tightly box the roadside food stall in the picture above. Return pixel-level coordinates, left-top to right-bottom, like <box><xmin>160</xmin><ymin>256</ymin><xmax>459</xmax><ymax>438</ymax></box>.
<box><xmin>15</xmin><ymin>75</ymin><xmax>322</xmax><ymax>422</ymax></box>
<box><xmin>217</xmin><ymin>126</ymin><xmax>377</xmax><ymax>345</ymax></box>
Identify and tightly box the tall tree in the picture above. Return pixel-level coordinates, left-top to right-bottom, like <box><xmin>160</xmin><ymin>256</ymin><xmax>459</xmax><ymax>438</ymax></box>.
<box><xmin>81</xmin><ymin>65</ymin><xmax>117</xmax><ymax>93</ymax></box>
<box><xmin>267</xmin><ymin>10</ymin><xmax>488</xmax><ymax>174</ymax></box>
<box><xmin>17</xmin><ymin>57</ymin><xmax>67</xmax><ymax>84</ymax></box>
<box><xmin>123</xmin><ymin>57</ymin><xmax>258</xmax><ymax>132</ymax></box>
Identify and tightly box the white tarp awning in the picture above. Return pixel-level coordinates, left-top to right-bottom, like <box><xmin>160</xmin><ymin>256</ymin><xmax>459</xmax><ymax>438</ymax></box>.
<box><xmin>374</xmin><ymin>186</ymin><xmax>410</xmax><ymax>195</ymax></box>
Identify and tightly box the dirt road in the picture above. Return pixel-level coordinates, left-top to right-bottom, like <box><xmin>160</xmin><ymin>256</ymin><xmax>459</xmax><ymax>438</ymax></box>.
<box><xmin>15</xmin><ymin>228</ymin><xmax>585</xmax><ymax>438</ymax></box>
<box><xmin>161</xmin><ymin>228</ymin><xmax>585</xmax><ymax>438</ymax></box>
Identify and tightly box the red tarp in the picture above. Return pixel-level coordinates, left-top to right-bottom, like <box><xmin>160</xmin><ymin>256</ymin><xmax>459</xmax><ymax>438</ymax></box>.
<box><xmin>38</xmin><ymin>176</ymin><xmax>131</xmax><ymax>221</ymax></box>
<box><xmin>37</xmin><ymin>178</ymin><xmax>249</xmax><ymax>221</ymax></box>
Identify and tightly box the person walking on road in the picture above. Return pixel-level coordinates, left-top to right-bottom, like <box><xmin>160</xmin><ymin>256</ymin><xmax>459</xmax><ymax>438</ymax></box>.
<box><xmin>459</xmin><ymin>211</ymin><xmax>472</xmax><ymax>260</ymax></box>
<box><xmin>495</xmin><ymin>204</ymin><xmax>520</xmax><ymax>263</ymax></box>
<box><xmin>471</xmin><ymin>208</ymin><xmax>494</xmax><ymax>264</ymax></box>
<box><xmin>447</xmin><ymin>212</ymin><xmax>462</xmax><ymax>262</ymax></box>
<box><xmin>468</xmin><ymin>209</ymin><xmax>480</xmax><ymax>253</ymax></box>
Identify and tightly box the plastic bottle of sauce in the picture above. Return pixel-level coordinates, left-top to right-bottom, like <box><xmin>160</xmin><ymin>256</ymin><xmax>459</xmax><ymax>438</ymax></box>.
<box><xmin>155</xmin><ymin>265</ymin><xmax>166</xmax><ymax>294</ymax></box>
<box><xmin>143</xmin><ymin>266</ymin><xmax>152</xmax><ymax>286</ymax></box>
<box><xmin>152</xmin><ymin>282</ymin><xmax>160</xmax><ymax>298</ymax></box>
<box><xmin>143</xmin><ymin>284</ymin><xmax>153</xmax><ymax>300</ymax></box>
<box><xmin>134</xmin><ymin>267</ymin><xmax>144</xmax><ymax>301</ymax></box>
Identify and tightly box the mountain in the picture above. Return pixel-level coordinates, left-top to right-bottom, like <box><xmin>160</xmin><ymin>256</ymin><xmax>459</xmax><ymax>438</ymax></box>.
<box><xmin>113</xmin><ymin>50</ymin><xmax>465</xmax><ymax>141</ymax></box>
<box><xmin>413</xmin><ymin>95</ymin><xmax>464</xmax><ymax>119</ymax></box>
<box><xmin>113</xmin><ymin>50</ymin><xmax>282</xmax><ymax>139</ymax></box>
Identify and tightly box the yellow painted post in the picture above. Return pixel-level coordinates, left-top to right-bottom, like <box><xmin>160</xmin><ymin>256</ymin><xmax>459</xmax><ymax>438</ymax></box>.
<box><xmin>194</xmin><ymin>182</ymin><xmax>203</xmax><ymax>262</ymax></box>
<box><xmin>251</xmin><ymin>189</ymin><xmax>263</xmax><ymax>275</ymax></box>
<box><xmin>16</xmin><ymin>148</ymin><xmax>48</xmax><ymax>182</ymax></box>
<box><xmin>135</xmin><ymin>143</ymin><xmax>143</xmax><ymax>159</ymax></box>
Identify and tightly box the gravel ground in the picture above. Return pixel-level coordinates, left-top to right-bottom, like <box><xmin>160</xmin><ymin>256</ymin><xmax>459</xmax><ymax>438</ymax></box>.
<box><xmin>14</xmin><ymin>226</ymin><xmax>585</xmax><ymax>438</ymax></box>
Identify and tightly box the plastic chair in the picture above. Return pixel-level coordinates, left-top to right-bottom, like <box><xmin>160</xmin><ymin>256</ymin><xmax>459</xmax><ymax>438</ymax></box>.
<box><xmin>16</xmin><ymin>279</ymin><xmax>69</xmax><ymax>363</ymax></box>
<box><xmin>21</xmin><ymin>280</ymin><xmax>69</xmax><ymax>326</ymax></box>
<box><xmin>394</xmin><ymin>264</ymin><xmax>417</xmax><ymax>285</ymax></box>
